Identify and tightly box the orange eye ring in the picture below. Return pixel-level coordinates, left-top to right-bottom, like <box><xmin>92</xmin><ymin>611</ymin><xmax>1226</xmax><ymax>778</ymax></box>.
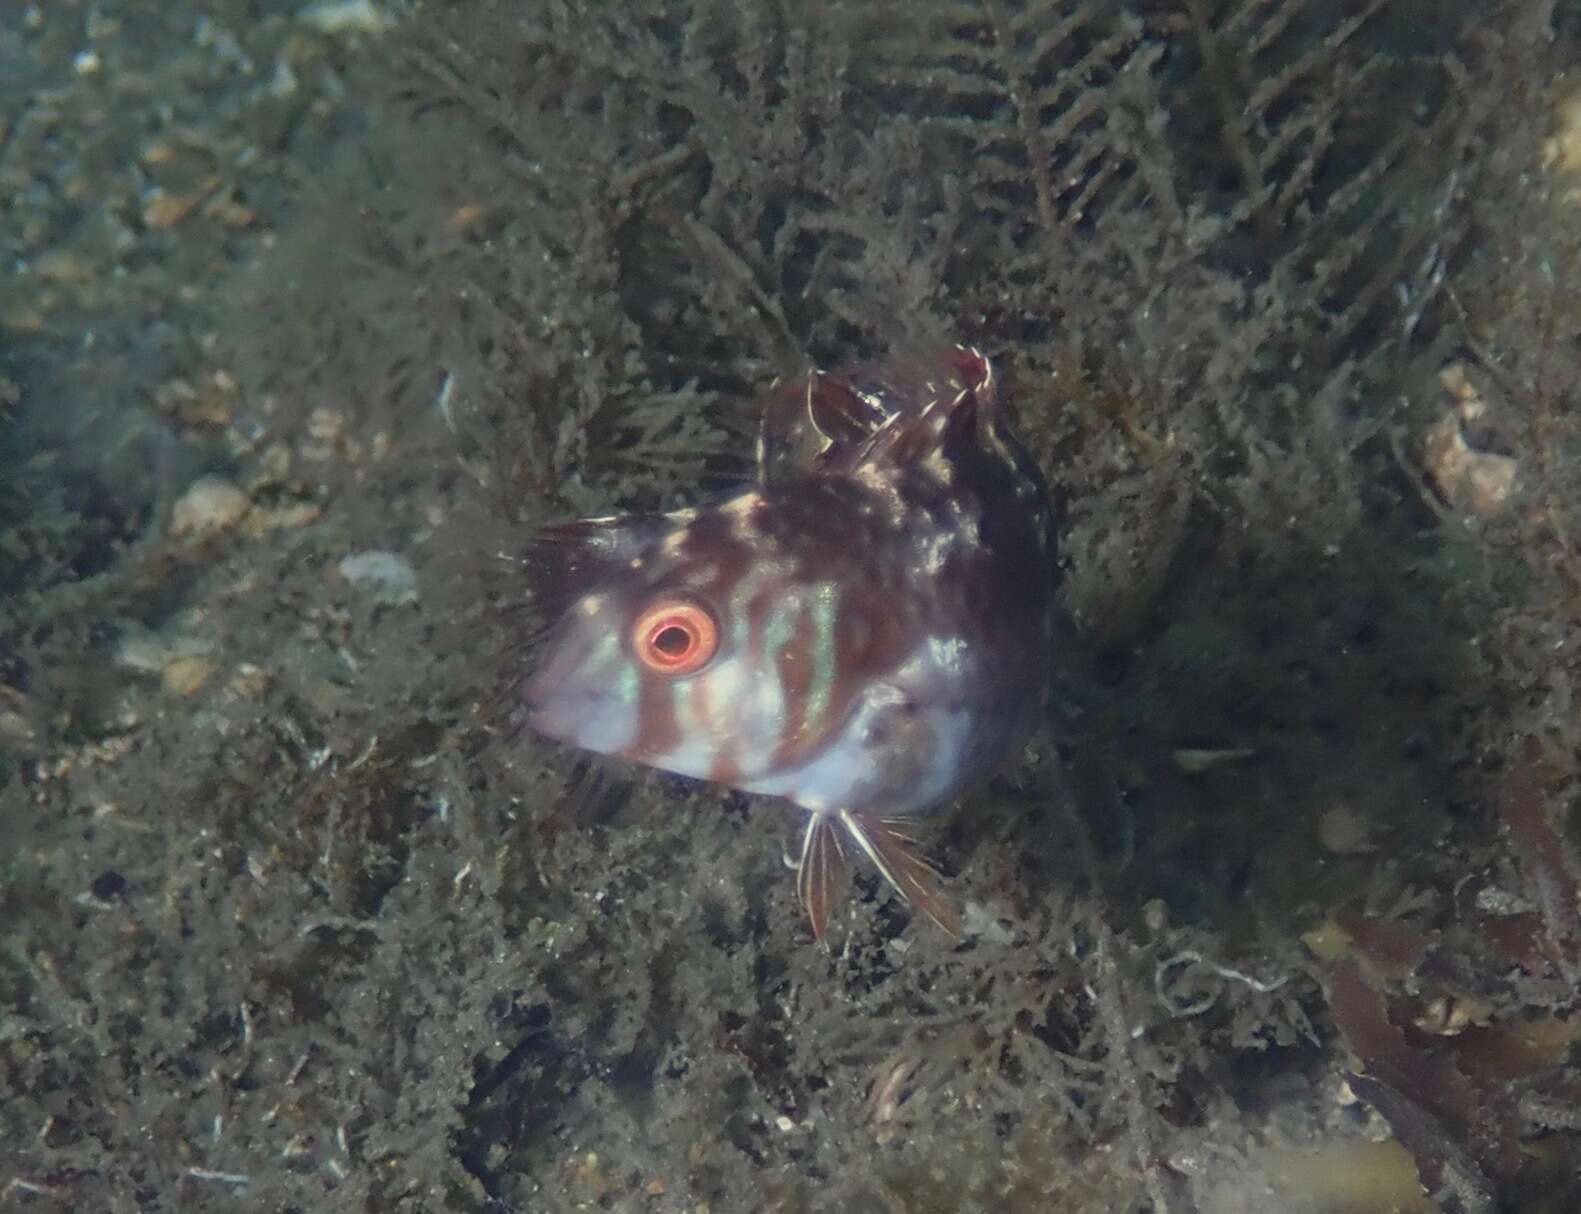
<box><xmin>631</xmin><ymin>598</ymin><xmax>720</xmax><ymax>676</ymax></box>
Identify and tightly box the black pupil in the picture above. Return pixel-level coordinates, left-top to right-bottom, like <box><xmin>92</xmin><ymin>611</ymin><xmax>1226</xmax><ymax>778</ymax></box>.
<box><xmin>652</xmin><ymin>624</ymin><xmax>693</xmax><ymax>657</ymax></box>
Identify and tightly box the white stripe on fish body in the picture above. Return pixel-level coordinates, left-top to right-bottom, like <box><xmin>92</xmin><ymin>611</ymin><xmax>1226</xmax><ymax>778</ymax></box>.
<box><xmin>738</xmin><ymin>635</ymin><xmax>977</xmax><ymax>818</ymax></box>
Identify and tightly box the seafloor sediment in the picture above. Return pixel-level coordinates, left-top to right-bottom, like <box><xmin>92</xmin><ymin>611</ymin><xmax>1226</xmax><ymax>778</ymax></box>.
<box><xmin>3</xmin><ymin>3</ymin><xmax>1580</xmax><ymax>1212</ymax></box>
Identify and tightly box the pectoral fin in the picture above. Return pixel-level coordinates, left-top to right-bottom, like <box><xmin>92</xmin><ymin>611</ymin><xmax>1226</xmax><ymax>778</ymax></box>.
<box><xmin>838</xmin><ymin>809</ymin><xmax>962</xmax><ymax>939</ymax></box>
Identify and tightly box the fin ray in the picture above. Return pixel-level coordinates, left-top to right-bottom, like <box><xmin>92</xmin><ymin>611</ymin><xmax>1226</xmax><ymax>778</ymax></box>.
<box><xmin>796</xmin><ymin>814</ymin><xmax>848</xmax><ymax>943</ymax></box>
<box><xmin>838</xmin><ymin>810</ymin><xmax>962</xmax><ymax>938</ymax></box>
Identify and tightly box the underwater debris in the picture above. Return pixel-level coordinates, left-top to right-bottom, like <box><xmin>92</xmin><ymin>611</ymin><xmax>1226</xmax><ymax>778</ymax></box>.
<box><xmin>1322</xmin><ymin>739</ymin><xmax>1581</xmax><ymax>1213</ymax></box>
<box><xmin>1496</xmin><ymin>737</ymin><xmax>1581</xmax><ymax>986</ymax></box>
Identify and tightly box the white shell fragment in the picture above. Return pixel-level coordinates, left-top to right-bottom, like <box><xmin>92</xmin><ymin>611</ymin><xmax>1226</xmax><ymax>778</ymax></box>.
<box><xmin>337</xmin><ymin>550</ymin><xmax>418</xmax><ymax>606</ymax></box>
<box><xmin>298</xmin><ymin>0</ymin><xmax>393</xmax><ymax>35</ymax></box>
<box><xmin>170</xmin><ymin>476</ymin><xmax>250</xmax><ymax>541</ymax></box>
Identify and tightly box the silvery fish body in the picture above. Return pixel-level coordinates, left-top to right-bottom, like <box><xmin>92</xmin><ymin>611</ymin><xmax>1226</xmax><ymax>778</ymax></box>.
<box><xmin>524</xmin><ymin>347</ymin><xmax>1055</xmax><ymax>938</ymax></box>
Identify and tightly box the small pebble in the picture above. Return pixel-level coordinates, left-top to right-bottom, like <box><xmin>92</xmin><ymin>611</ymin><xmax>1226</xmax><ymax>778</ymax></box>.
<box><xmin>162</xmin><ymin>655</ymin><xmax>216</xmax><ymax>697</ymax></box>
<box><xmin>117</xmin><ymin>629</ymin><xmax>212</xmax><ymax>674</ymax></box>
<box><xmin>299</xmin><ymin>0</ymin><xmax>393</xmax><ymax>34</ymax></box>
<box><xmin>227</xmin><ymin>664</ymin><xmax>272</xmax><ymax>698</ymax></box>
<box><xmin>1318</xmin><ymin>803</ymin><xmax>1381</xmax><ymax>855</ymax></box>
<box><xmin>244</xmin><ymin>501</ymin><xmax>322</xmax><ymax>535</ymax></box>
<box><xmin>337</xmin><ymin>550</ymin><xmax>418</xmax><ymax>605</ymax></box>
<box><xmin>170</xmin><ymin>476</ymin><xmax>250</xmax><ymax>541</ymax></box>
<box><xmin>959</xmin><ymin>900</ymin><xmax>1015</xmax><ymax>944</ymax></box>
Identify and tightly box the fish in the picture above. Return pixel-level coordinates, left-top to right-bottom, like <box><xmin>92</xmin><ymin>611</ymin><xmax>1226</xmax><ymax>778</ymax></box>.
<box><xmin>523</xmin><ymin>345</ymin><xmax>1056</xmax><ymax>940</ymax></box>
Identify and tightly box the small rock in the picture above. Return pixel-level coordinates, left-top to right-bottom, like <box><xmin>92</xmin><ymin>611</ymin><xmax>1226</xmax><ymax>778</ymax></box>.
<box><xmin>32</xmin><ymin>251</ymin><xmax>96</xmax><ymax>284</ymax></box>
<box><xmin>170</xmin><ymin>476</ymin><xmax>250</xmax><ymax>540</ymax></box>
<box><xmin>142</xmin><ymin>189</ymin><xmax>203</xmax><ymax>230</ymax></box>
<box><xmin>248</xmin><ymin>443</ymin><xmax>293</xmax><ymax>489</ymax></box>
<box><xmin>1546</xmin><ymin>85</ymin><xmax>1581</xmax><ymax>175</ymax></box>
<box><xmin>155</xmin><ymin>373</ymin><xmax>239</xmax><ymax>427</ymax></box>
<box><xmin>0</xmin><ymin>685</ymin><xmax>39</xmax><ymax>755</ymax></box>
<box><xmin>337</xmin><ymin>550</ymin><xmax>418</xmax><ymax>606</ymax></box>
<box><xmin>244</xmin><ymin>501</ymin><xmax>322</xmax><ymax>535</ymax></box>
<box><xmin>299</xmin><ymin>0</ymin><xmax>393</xmax><ymax>34</ymax></box>
<box><xmin>959</xmin><ymin>901</ymin><xmax>1015</xmax><ymax>945</ymax></box>
<box><xmin>117</xmin><ymin>628</ymin><xmax>213</xmax><ymax>674</ymax></box>
<box><xmin>270</xmin><ymin>60</ymin><xmax>299</xmax><ymax>99</ymax></box>
<box><xmin>226</xmin><ymin>663</ymin><xmax>272</xmax><ymax>698</ymax></box>
<box><xmin>1423</xmin><ymin>367</ymin><xmax>1519</xmax><ymax>519</ymax></box>
<box><xmin>1319</xmin><ymin>803</ymin><xmax>1382</xmax><ymax>855</ymax></box>
<box><xmin>162</xmin><ymin>655</ymin><xmax>216</xmax><ymax>697</ymax></box>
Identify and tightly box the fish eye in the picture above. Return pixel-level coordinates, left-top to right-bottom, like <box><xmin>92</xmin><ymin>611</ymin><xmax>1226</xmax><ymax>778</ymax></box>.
<box><xmin>631</xmin><ymin>597</ymin><xmax>719</xmax><ymax>676</ymax></box>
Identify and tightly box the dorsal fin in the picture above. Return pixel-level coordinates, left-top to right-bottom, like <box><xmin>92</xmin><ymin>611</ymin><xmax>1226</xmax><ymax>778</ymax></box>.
<box><xmin>757</xmin><ymin>347</ymin><xmax>996</xmax><ymax>480</ymax></box>
<box><xmin>756</xmin><ymin>369</ymin><xmax>887</xmax><ymax>483</ymax></box>
<box><xmin>831</xmin><ymin>347</ymin><xmax>993</xmax><ymax>473</ymax></box>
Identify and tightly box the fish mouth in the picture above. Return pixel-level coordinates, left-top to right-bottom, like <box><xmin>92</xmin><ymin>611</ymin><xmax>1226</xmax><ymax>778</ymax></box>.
<box><xmin>520</xmin><ymin>620</ymin><xmax>587</xmax><ymax>723</ymax></box>
<box><xmin>521</xmin><ymin>668</ymin><xmax>572</xmax><ymax>741</ymax></box>
<box><xmin>520</xmin><ymin>662</ymin><xmax>639</xmax><ymax>757</ymax></box>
